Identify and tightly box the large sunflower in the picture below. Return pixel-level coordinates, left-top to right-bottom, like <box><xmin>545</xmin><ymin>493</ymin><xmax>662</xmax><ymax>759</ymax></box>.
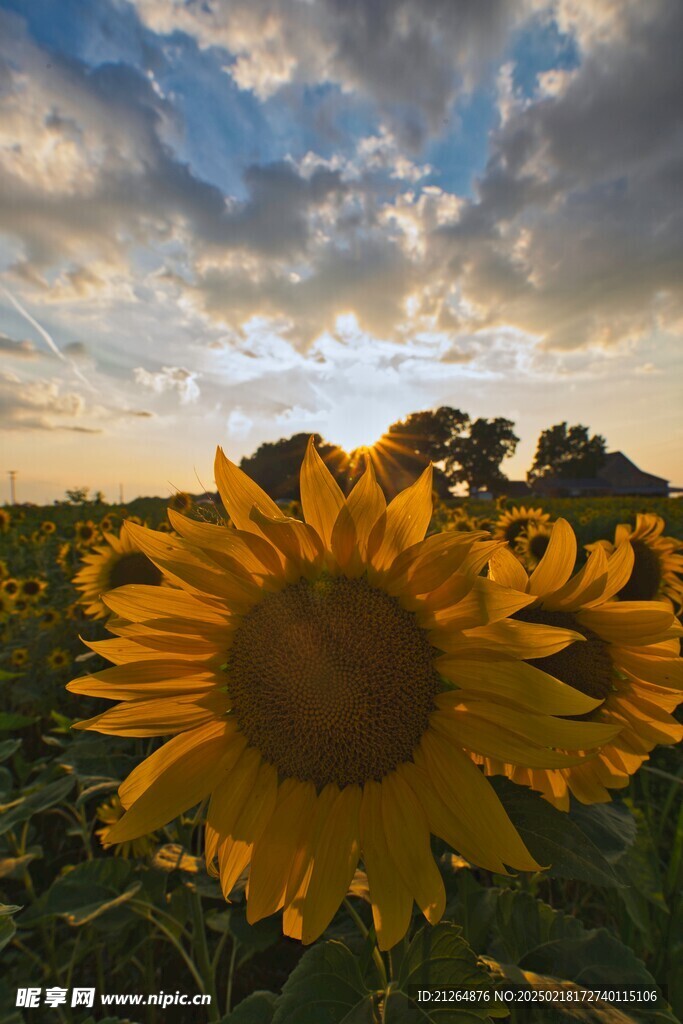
<box><xmin>495</xmin><ymin>505</ymin><xmax>552</xmax><ymax>546</ymax></box>
<box><xmin>73</xmin><ymin>526</ymin><xmax>164</xmax><ymax>619</ymax></box>
<box><xmin>486</xmin><ymin>520</ymin><xmax>683</xmax><ymax>810</ymax></box>
<box><xmin>586</xmin><ymin>513</ymin><xmax>683</xmax><ymax>610</ymax></box>
<box><xmin>69</xmin><ymin>443</ymin><xmax>620</xmax><ymax>951</ymax></box>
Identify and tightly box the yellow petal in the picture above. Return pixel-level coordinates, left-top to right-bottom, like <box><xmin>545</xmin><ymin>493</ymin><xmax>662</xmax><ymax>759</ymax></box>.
<box><xmin>282</xmin><ymin>785</ymin><xmax>339</xmax><ymax>942</ymax></box>
<box><xmin>425</xmin><ymin>577</ymin><xmax>535</xmax><ymax>630</ymax></box>
<box><xmin>103</xmin><ymin>585</ymin><xmax>230</xmax><ymax>624</ymax></box>
<box><xmin>586</xmin><ymin>541</ymin><xmax>635</xmax><ymax>606</ymax></box>
<box><xmin>431</xmin><ymin>619</ymin><xmax>586</xmax><ymax>661</ymax></box>
<box><xmin>370</xmin><ymin>465</ymin><xmax>433</xmax><ymax>572</ymax></box>
<box><xmin>67</xmin><ymin>660</ymin><xmax>215</xmax><ymax>699</ymax></box>
<box><xmin>300</xmin><ymin>436</ymin><xmax>346</xmax><ymax>549</ymax></box>
<box><xmin>106</xmin><ymin>722</ymin><xmax>241</xmax><ymax>843</ymax></box>
<box><xmin>359</xmin><ymin>780</ymin><xmax>413</xmax><ymax>951</ymax></box>
<box><xmin>301</xmin><ymin>785</ymin><xmax>362</xmax><ymax>944</ymax></box>
<box><xmin>214</xmin><ymin>447</ymin><xmax>285</xmax><ymax>537</ymax></box>
<box><xmin>528</xmin><ymin>519</ymin><xmax>577</xmax><ymax>597</ymax></box>
<box><xmin>416</xmin><ymin>733</ymin><xmax>541</xmax><ymax>871</ymax></box>
<box><xmin>543</xmin><ymin>546</ymin><xmax>609</xmax><ymax>612</ymax></box>
<box><xmin>346</xmin><ymin>458</ymin><xmax>386</xmax><ymax>558</ymax></box>
<box><xmin>578</xmin><ymin>602</ymin><xmax>677</xmax><ymax>645</ymax></box>
<box><xmin>247</xmin><ymin>778</ymin><xmax>317</xmax><ymax>924</ymax></box>
<box><xmin>435</xmin><ymin>657</ymin><xmax>601</xmax><ymax>716</ymax></box>
<box><xmin>218</xmin><ymin>760</ymin><xmax>278</xmax><ymax>897</ymax></box>
<box><xmin>381</xmin><ymin>771</ymin><xmax>445</xmax><ymax>925</ymax></box>
<box><xmin>249</xmin><ymin>507</ymin><xmax>323</xmax><ymax>574</ymax></box>
<box><xmin>167</xmin><ymin>510</ymin><xmax>283</xmax><ymax>575</ymax></box>
<box><xmin>73</xmin><ymin>690</ymin><xmax>229</xmax><ymax>737</ymax></box>
<box><xmin>488</xmin><ymin>546</ymin><xmax>529</xmax><ymax>592</ymax></box>
<box><xmin>206</xmin><ymin>747</ymin><xmax>261</xmax><ymax>868</ymax></box>
<box><xmin>432</xmin><ymin>712</ymin><xmax>588</xmax><ymax>768</ymax></box>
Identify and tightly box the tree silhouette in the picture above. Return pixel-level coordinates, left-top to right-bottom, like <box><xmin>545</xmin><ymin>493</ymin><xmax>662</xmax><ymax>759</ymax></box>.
<box><xmin>239</xmin><ymin>433</ymin><xmax>348</xmax><ymax>499</ymax></box>
<box><xmin>528</xmin><ymin>422</ymin><xmax>606</xmax><ymax>482</ymax></box>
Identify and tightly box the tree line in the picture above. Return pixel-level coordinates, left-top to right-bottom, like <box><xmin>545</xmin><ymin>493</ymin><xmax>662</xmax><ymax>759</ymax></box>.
<box><xmin>239</xmin><ymin>411</ymin><xmax>607</xmax><ymax>500</ymax></box>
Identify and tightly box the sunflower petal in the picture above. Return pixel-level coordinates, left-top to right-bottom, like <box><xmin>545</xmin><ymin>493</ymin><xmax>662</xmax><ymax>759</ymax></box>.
<box><xmin>73</xmin><ymin>690</ymin><xmax>230</xmax><ymax>737</ymax></box>
<box><xmin>359</xmin><ymin>780</ymin><xmax>414</xmax><ymax>951</ymax></box>
<box><xmin>300</xmin><ymin>437</ymin><xmax>346</xmax><ymax>548</ymax></box>
<box><xmin>371</xmin><ymin>465</ymin><xmax>433</xmax><ymax>572</ymax></box>
<box><xmin>218</xmin><ymin>760</ymin><xmax>278</xmax><ymax>898</ymax></box>
<box><xmin>436</xmin><ymin>657</ymin><xmax>602</xmax><ymax>715</ymax></box>
<box><xmin>528</xmin><ymin>519</ymin><xmax>577</xmax><ymax>597</ymax></box>
<box><xmin>214</xmin><ymin>447</ymin><xmax>286</xmax><ymax>537</ymax></box>
<box><xmin>488</xmin><ymin>546</ymin><xmax>529</xmax><ymax>592</ymax></box>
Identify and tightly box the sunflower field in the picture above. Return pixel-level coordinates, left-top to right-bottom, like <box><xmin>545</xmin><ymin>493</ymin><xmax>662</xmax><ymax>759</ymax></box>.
<box><xmin>1</xmin><ymin>452</ymin><xmax>682</xmax><ymax>1024</ymax></box>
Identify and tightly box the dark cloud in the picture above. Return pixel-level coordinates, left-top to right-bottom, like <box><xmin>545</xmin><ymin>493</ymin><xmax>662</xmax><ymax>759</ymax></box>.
<box><xmin>0</xmin><ymin>333</ymin><xmax>39</xmax><ymax>359</ymax></box>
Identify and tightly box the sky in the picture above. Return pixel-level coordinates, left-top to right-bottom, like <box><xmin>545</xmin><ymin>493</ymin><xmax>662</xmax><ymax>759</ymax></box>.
<box><xmin>1</xmin><ymin>0</ymin><xmax>682</xmax><ymax>503</ymax></box>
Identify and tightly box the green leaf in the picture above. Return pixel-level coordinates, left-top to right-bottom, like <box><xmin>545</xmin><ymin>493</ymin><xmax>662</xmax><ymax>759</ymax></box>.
<box><xmin>0</xmin><ymin>739</ymin><xmax>21</xmax><ymax>763</ymax></box>
<box><xmin>0</xmin><ymin>774</ymin><xmax>75</xmax><ymax>837</ymax></box>
<box><xmin>20</xmin><ymin>858</ymin><xmax>136</xmax><ymax>927</ymax></box>
<box><xmin>567</xmin><ymin>802</ymin><xmax>637</xmax><ymax>863</ymax></box>
<box><xmin>488</xmin><ymin>890</ymin><xmax>584</xmax><ymax>966</ymax></box>
<box><xmin>490</xmin><ymin>778</ymin><xmax>620</xmax><ymax>887</ymax></box>
<box><xmin>0</xmin><ymin>904</ymin><xmax>20</xmax><ymax>955</ymax></box>
<box><xmin>226</xmin><ymin>991</ymin><xmax>279</xmax><ymax>1023</ymax></box>
<box><xmin>385</xmin><ymin>923</ymin><xmax>505</xmax><ymax>1022</ymax></box>
<box><xmin>272</xmin><ymin>940</ymin><xmax>375</xmax><ymax>1024</ymax></box>
<box><xmin>0</xmin><ymin>713</ymin><xmax>36</xmax><ymax>731</ymax></box>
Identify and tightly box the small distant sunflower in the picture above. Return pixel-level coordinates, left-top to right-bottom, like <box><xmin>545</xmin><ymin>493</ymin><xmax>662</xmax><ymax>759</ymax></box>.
<box><xmin>47</xmin><ymin>647</ymin><xmax>71</xmax><ymax>671</ymax></box>
<box><xmin>100</xmin><ymin>515</ymin><xmax>116</xmax><ymax>533</ymax></box>
<box><xmin>74</xmin><ymin>520</ymin><xmax>99</xmax><ymax>547</ymax></box>
<box><xmin>11</xmin><ymin>647</ymin><xmax>29</xmax><ymax>668</ymax></box>
<box><xmin>20</xmin><ymin>578</ymin><xmax>47</xmax><ymax>601</ymax></box>
<box><xmin>39</xmin><ymin>609</ymin><xmax>61</xmax><ymax>629</ymax></box>
<box><xmin>0</xmin><ymin>509</ymin><xmax>11</xmax><ymax>532</ymax></box>
<box><xmin>69</xmin><ymin>441</ymin><xmax>618</xmax><ymax>951</ymax></box>
<box><xmin>2</xmin><ymin>578</ymin><xmax>19</xmax><ymax>598</ymax></box>
<box><xmin>95</xmin><ymin>795</ymin><xmax>158</xmax><ymax>859</ymax></box>
<box><xmin>495</xmin><ymin>505</ymin><xmax>552</xmax><ymax>546</ymax></box>
<box><xmin>73</xmin><ymin>526</ymin><xmax>165</xmax><ymax>619</ymax></box>
<box><xmin>169</xmin><ymin>492</ymin><xmax>193</xmax><ymax>513</ymax></box>
<box><xmin>156</xmin><ymin>521</ymin><xmax>173</xmax><ymax>533</ymax></box>
<box><xmin>587</xmin><ymin>513</ymin><xmax>683</xmax><ymax>610</ymax></box>
<box><xmin>13</xmin><ymin>599</ymin><xmax>29</xmax><ymax>614</ymax></box>
<box><xmin>40</xmin><ymin>520</ymin><xmax>57</xmax><ymax>535</ymax></box>
<box><xmin>486</xmin><ymin>520</ymin><xmax>683</xmax><ymax>810</ymax></box>
<box><xmin>515</xmin><ymin>523</ymin><xmax>553</xmax><ymax>570</ymax></box>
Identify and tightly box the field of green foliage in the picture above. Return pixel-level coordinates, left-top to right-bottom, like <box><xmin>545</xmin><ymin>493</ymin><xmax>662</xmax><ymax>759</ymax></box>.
<box><xmin>0</xmin><ymin>495</ymin><xmax>681</xmax><ymax>1024</ymax></box>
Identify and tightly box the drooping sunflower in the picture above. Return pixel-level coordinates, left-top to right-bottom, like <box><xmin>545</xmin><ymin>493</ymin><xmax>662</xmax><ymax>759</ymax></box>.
<box><xmin>73</xmin><ymin>526</ymin><xmax>165</xmax><ymax>619</ymax></box>
<box><xmin>485</xmin><ymin>519</ymin><xmax>683</xmax><ymax>810</ymax></box>
<box><xmin>586</xmin><ymin>513</ymin><xmax>683</xmax><ymax>610</ymax></box>
<box><xmin>68</xmin><ymin>442</ymin><xmax>620</xmax><ymax>951</ymax></box>
<box><xmin>495</xmin><ymin>505</ymin><xmax>552</xmax><ymax>546</ymax></box>
<box><xmin>515</xmin><ymin>522</ymin><xmax>553</xmax><ymax>570</ymax></box>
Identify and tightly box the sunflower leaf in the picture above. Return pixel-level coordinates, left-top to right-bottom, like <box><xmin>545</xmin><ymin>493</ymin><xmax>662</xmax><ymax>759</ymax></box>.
<box><xmin>225</xmin><ymin>990</ymin><xmax>278</xmax><ymax>1023</ymax></box>
<box><xmin>489</xmin><ymin>778</ymin><xmax>621</xmax><ymax>887</ymax></box>
<box><xmin>272</xmin><ymin>939</ymin><xmax>375</xmax><ymax>1024</ymax></box>
<box><xmin>384</xmin><ymin>923</ymin><xmax>506</xmax><ymax>1022</ymax></box>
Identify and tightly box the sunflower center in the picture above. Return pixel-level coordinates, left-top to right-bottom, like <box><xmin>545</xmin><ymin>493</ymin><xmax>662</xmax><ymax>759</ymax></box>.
<box><xmin>528</xmin><ymin>532</ymin><xmax>550</xmax><ymax>561</ymax></box>
<box><xmin>226</xmin><ymin>575</ymin><xmax>440</xmax><ymax>788</ymax></box>
<box><xmin>618</xmin><ymin>540</ymin><xmax>661</xmax><ymax>602</ymax></box>
<box><xmin>109</xmin><ymin>552</ymin><xmax>163</xmax><ymax>589</ymax></box>
<box><xmin>504</xmin><ymin>518</ymin><xmax>529</xmax><ymax>544</ymax></box>
<box><xmin>515</xmin><ymin>607</ymin><xmax>614</xmax><ymax>701</ymax></box>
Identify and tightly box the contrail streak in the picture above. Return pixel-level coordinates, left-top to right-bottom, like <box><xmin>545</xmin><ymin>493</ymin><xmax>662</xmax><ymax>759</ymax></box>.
<box><xmin>0</xmin><ymin>282</ymin><xmax>94</xmax><ymax>390</ymax></box>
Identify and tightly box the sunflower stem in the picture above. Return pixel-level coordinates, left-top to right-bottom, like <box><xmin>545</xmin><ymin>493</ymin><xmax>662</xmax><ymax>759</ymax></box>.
<box><xmin>343</xmin><ymin>897</ymin><xmax>388</xmax><ymax>988</ymax></box>
<box><xmin>190</xmin><ymin>892</ymin><xmax>220</xmax><ymax>1021</ymax></box>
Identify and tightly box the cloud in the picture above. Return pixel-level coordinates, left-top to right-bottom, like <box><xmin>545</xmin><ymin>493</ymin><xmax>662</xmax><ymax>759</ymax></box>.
<box><xmin>131</xmin><ymin>0</ymin><xmax>534</xmax><ymax>146</ymax></box>
<box><xmin>0</xmin><ymin>332</ymin><xmax>39</xmax><ymax>359</ymax></box>
<box><xmin>133</xmin><ymin>365</ymin><xmax>201</xmax><ymax>404</ymax></box>
<box><xmin>0</xmin><ymin>372</ymin><xmax>101</xmax><ymax>432</ymax></box>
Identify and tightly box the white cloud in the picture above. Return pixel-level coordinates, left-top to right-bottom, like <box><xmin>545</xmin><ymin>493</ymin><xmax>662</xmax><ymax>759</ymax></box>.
<box><xmin>133</xmin><ymin>365</ymin><xmax>201</xmax><ymax>404</ymax></box>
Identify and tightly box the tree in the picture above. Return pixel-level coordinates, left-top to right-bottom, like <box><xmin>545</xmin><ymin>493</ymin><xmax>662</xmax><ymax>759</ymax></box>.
<box><xmin>528</xmin><ymin>422</ymin><xmax>606</xmax><ymax>482</ymax></box>
<box><xmin>379</xmin><ymin>407</ymin><xmax>468</xmax><ymax>498</ymax></box>
<box><xmin>382</xmin><ymin>408</ymin><xmax>518</xmax><ymax>495</ymax></box>
<box><xmin>445</xmin><ymin>417</ymin><xmax>519</xmax><ymax>494</ymax></box>
<box><xmin>239</xmin><ymin>433</ymin><xmax>349</xmax><ymax>499</ymax></box>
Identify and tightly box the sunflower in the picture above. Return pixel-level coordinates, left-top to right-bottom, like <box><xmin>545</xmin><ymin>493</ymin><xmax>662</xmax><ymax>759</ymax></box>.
<box><xmin>74</xmin><ymin>520</ymin><xmax>99</xmax><ymax>547</ymax></box>
<box><xmin>11</xmin><ymin>648</ymin><xmax>29</xmax><ymax>668</ymax></box>
<box><xmin>95</xmin><ymin>795</ymin><xmax>158</xmax><ymax>859</ymax></box>
<box><xmin>20</xmin><ymin>578</ymin><xmax>47</xmax><ymax>601</ymax></box>
<box><xmin>47</xmin><ymin>648</ymin><xmax>71</xmax><ymax>671</ymax></box>
<box><xmin>100</xmin><ymin>515</ymin><xmax>116</xmax><ymax>533</ymax></box>
<box><xmin>68</xmin><ymin>441</ymin><xmax>619</xmax><ymax>951</ymax></box>
<box><xmin>169</xmin><ymin>491</ymin><xmax>193</xmax><ymax>513</ymax></box>
<box><xmin>73</xmin><ymin>526</ymin><xmax>165</xmax><ymax>619</ymax></box>
<box><xmin>39</xmin><ymin>609</ymin><xmax>61</xmax><ymax>629</ymax></box>
<box><xmin>2</xmin><ymin>578</ymin><xmax>19</xmax><ymax>598</ymax></box>
<box><xmin>515</xmin><ymin>523</ymin><xmax>553</xmax><ymax>570</ymax></box>
<box><xmin>0</xmin><ymin>509</ymin><xmax>10</xmax><ymax>532</ymax></box>
<box><xmin>40</xmin><ymin>520</ymin><xmax>57</xmax><ymax>535</ymax></box>
<box><xmin>586</xmin><ymin>513</ymin><xmax>683</xmax><ymax>610</ymax></box>
<box><xmin>495</xmin><ymin>505</ymin><xmax>552</xmax><ymax>546</ymax></box>
<box><xmin>486</xmin><ymin>520</ymin><xmax>683</xmax><ymax>810</ymax></box>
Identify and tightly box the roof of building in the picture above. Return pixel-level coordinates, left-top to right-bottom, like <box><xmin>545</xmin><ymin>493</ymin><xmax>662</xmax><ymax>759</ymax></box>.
<box><xmin>597</xmin><ymin>451</ymin><xmax>669</xmax><ymax>487</ymax></box>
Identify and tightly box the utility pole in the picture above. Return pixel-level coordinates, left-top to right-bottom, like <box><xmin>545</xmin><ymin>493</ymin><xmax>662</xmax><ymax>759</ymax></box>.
<box><xmin>119</xmin><ymin>482</ymin><xmax>124</xmax><ymax>505</ymax></box>
<box><xmin>8</xmin><ymin>470</ymin><xmax>16</xmax><ymax>505</ymax></box>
